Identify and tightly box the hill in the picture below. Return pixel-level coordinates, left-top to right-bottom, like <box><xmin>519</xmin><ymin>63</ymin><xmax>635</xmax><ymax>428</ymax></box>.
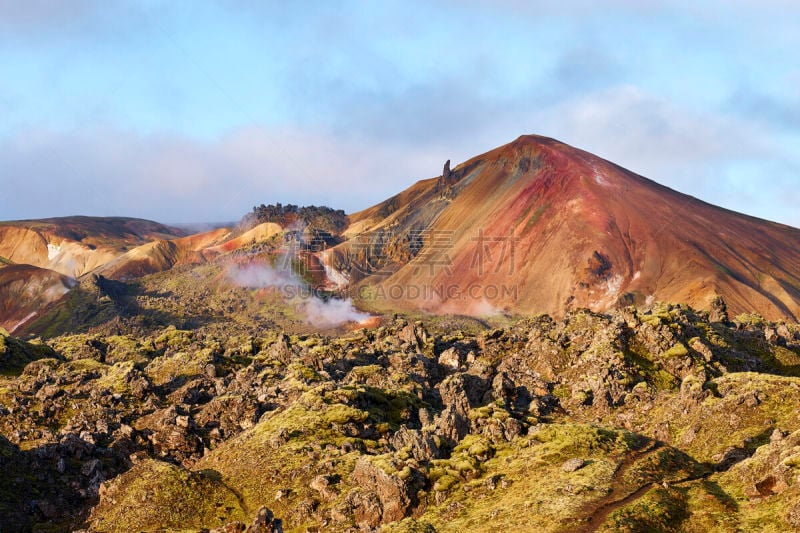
<box><xmin>331</xmin><ymin>135</ymin><xmax>800</xmax><ymax>321</ymax></box>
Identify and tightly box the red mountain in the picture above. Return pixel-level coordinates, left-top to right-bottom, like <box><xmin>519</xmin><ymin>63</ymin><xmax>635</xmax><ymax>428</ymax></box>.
<box><xmin>330</xmin><ymin>135</ymin><xmax>800</xmax><ymax>320</ymax></box>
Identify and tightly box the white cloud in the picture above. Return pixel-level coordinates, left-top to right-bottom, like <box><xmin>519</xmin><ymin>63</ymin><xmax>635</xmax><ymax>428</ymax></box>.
<box><xmin>528</xmin><ymin>85</ymin><xmax>798</xmax><ymax>226</ymax></box>
<box><xmin>534</xmin><ymin>85</ymin><xmax>760</xmax><ymax>168</ymax></box>
<box><xmin>0</xmin><ymin>84</ymin><xmax>797</xmax><ymax>229</ymax></box>
<box><xmin>0</xmin><ymin>125</ymin><xmax>446</xmax><ymax>223</ymax></box>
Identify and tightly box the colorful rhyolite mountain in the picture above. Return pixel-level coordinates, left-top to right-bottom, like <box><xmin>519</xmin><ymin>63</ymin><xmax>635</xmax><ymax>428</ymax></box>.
<box><xmin>333</xmin><ymin>135</ymin><xmax>800</xmax><ymax>320</ymax></box>
<box><xmin>0</xmin><ymin>217</ymin><xmax>184</xmax><ymax>278</ymax></box>
<box><xmin>2</xmin><ymin>135</ymin><xmax>800</xmax><ymax>330</ymax></box>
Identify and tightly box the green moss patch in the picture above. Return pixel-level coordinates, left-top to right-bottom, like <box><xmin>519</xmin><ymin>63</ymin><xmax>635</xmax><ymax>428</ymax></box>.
<box><xmin>88</xmin><ymin>459</ymin><xmax>247</xmax><ymax>532</ymax></box>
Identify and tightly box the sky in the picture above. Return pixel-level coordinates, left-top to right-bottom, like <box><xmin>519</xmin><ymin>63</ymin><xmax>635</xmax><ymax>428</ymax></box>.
<box><xmin>1</xmin><ymin>0</ymin><xmax>799</xmax><ymax>226</ymax></box>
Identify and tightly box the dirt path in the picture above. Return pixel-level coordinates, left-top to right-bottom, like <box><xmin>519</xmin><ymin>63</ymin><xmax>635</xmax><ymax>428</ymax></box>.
<box><xmin>564</xmin><ymin>440</ymin><xmax>662</xmax><ymax>533</ymax></box>
<box><xmin>582</xmin><ymin>480</ymin><xmax>657</xmax><ymax>532</ymax></box>
<box><xmin>568</xmin><ymin>431</ymin><xmax>765</xmax><ymax>532</ymax></box>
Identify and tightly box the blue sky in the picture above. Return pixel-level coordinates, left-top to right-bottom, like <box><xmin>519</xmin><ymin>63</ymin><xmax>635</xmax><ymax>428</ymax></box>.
<box><xmin>1</xmin><ymin>0</ymin><xmax>799</xmax><ymax>226</ymax></box>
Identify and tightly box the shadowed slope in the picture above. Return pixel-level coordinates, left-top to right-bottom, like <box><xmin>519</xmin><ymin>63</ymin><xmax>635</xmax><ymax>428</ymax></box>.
<box><xmin>0</xmin><ymin>264</ymin><xmax>76</xmax><ymax>334</ymax></box>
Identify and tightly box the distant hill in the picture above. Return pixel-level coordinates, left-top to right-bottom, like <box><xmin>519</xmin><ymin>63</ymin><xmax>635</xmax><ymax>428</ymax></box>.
<box><xmin>0</xmin><ymin>216</ymin><xmax>185</xmax><ymax>278</ymax></box>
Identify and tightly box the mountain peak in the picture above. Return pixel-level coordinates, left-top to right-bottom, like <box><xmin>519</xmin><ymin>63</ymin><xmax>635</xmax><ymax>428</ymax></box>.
<box><xmin>336</xmin><ymin>135</ymin><xmax>800</xmax><ymax>320</ymax></box>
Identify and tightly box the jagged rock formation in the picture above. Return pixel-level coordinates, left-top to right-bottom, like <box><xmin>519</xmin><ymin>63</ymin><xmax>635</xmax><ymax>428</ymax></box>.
<box><xmin>438</xmin><ymin>159</ymin><xmax>459</xmax><ymax>190</ymax></box>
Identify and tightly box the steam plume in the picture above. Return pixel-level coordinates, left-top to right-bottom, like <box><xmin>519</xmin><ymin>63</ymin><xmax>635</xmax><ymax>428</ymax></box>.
<box><xmin>227</xmin><ymin>263</ymin><xmax>370</xmax><ymax>327</ymax></box>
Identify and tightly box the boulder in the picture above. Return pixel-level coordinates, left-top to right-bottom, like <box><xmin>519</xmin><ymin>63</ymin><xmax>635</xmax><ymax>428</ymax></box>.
<box><xmin>246</xmin><ymin>506</ymin><xmax>281</xmax><ymax>533</ymax></box>
<box><xmin>434</xmin><ymin>374</ymin><xmax>472</xmax><ymax>443</ymax></box>
<box><xmin>309</xmin><ymin>474</ymin><xmax>339</xmax><ymax>501</ymax></box>
<box><xmin>389</xmin><ymin>426</ymin><xmax>442</xmax><ymax>461</ymax></box>
<box><xmin>437</xmin><ymin>347</ymin><xmax>462</xmax><ymax>371</ymax></box>
<box><xmin>351</xmin><ymin>457</ymin><xmax>423</xmax><ymax>524</ymax></box>
<box><xmin>562</xmin><ymin>458</ymin><xmax>586</xmax><ymax>472</ymax></box>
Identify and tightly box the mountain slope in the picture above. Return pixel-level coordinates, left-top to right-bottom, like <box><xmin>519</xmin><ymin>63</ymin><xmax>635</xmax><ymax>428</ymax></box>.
<box><xmin>91</xmin><ymin>223</ymin><xmax>283</xmax><ymax>280</ymax></box>
<box><xmin>334</xmin><ymin>135</ymin><xmax>800</xmax><ymax>320</ymax></box>
<box><xmin>0</xmin><ymin>264</ymin><xmax>76</xmax><ymax>334</ymax></box>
